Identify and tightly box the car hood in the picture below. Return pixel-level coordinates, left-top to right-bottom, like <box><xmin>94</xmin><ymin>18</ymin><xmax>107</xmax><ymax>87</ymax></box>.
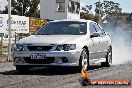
<box><xmin>17</xmin><ymin>35</ymin><xmax>86</xmax><ymax>44</ymax></box>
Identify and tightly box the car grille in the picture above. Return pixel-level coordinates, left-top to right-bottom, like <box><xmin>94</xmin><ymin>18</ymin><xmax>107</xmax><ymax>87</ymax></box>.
<box><xmin>27</xmin><ymin>46</ymin><xmax>53</xmax><ymax>51</ymax></box>
<box><xmin>23</xmin><ymin>57</ymin><xmax>55</xmax><ymax>64</ymax></box>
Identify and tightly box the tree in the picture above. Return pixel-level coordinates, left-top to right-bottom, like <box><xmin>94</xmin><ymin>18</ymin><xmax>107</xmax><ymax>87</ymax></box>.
<box><xmin>94</xmin><ymin>1</ymin><xmax>122</xmax><ymax>15</ymax></box>
<box><xmin>25</xmin><ymin>0</ymin><xmax>40</xmax><ymax>17</ymax></box>
<box><xmin>82</xmin><ymin>5</ymin><xmax>92</xmax><ymax>13</ymax></box>
<box><xmin>126</xmin><ymin>12</ymin><xmax>132</xmax><ymax>24</ymax></box>
<box><xmin>2</xmin><ymin>6</ymin><xmax>8</xmax><ymax>14</ymax></box>
<box><xmin>0</xmin><ymin>6</ymin><xmax>2</xmax><ymax>14</ymax></box>
<box><xmin>0</xmin><ymin>10</ymin><xmax>2</xmax><ymax>14</ymax></box>
<box><xmin>81</xmin><ymin>4</ymin><xmax>94</xmax><ymax>21</ymax></box>
<box><xmin>94</xmin><ymin>14</ymin><xmax>102</xmax><ymax>23</ymax></box>
<box><xmin>94</xmin><ymin>1</ymin><xmax>123</xmax><ymax>27</ymax></box>
<box><xmin>80</xmin><ymin>12</ymin><xmax>94</xmax><ymax>21</ymax></box>
<box><xmin>2</xmin><ymin>0</ymin><xmax>40</xmax><ymax>18</ymax></box>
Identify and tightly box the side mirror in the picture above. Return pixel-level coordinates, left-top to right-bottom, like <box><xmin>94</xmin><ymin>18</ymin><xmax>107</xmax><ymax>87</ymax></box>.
<box><xmin>90</xmin><ymin>32</ymin><xmax>100</xmax><ymax>38</ymax></box>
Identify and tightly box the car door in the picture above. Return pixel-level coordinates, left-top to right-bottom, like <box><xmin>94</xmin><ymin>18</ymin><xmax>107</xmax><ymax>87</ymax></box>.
<box><xmin>88</xmin><ymin>22</ymin><xmax>101</xmax><ymax>60</ymax></box>
<box><xmin>93</xmin><ymin>23</ymin><xmax>109</xmax><ymax>58</ymax></box>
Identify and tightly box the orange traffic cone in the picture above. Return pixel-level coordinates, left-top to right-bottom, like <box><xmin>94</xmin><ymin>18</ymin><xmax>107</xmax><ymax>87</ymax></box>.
<box><xmin>79</xmin><ymin>67</ymin><xmax>91</xmax><ymax>86</ymax></box>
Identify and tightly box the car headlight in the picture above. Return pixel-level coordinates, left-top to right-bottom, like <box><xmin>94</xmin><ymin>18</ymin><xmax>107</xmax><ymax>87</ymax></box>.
<box><xmin>56</xmin><ymin>44</ymin><xmax>76</xmax><ymax>51</ymax></box>
<box><xmin>15</xmin><ymin>44</ymin><xmax>24</xmax><ymax>51</ymax></box>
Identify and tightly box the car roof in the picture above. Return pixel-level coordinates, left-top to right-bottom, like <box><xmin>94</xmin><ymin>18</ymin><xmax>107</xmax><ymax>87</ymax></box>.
<box><xmin>50</xmin><ymin>19</ymin><xmax>94</xmax><ymax>23</ymax></box>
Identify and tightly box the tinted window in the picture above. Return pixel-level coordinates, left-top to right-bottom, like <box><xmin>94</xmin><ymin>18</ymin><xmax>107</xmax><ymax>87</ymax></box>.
<box><xmin>34</xmin><ymin>21</ymin><xmax>87</xmax><ymax>35</ymax></box>
<box><xmin>93</xmin><ymin>23</ymin><xmax>102</xmax><ymax>34</ymax></box>
<box><xmin>94</xmin><ymin>23</ymin><xmax>105</xmax><ymax>36</ymax></box>
<box><xmin>89</xmin><ymin>23</ymin><xmax>97</xmax><ymax>33</ymax></box>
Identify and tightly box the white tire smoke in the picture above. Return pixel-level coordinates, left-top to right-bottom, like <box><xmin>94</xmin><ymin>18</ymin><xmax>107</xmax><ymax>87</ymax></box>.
<box><xmin>106</xmin><ymin>24</ymin><xmax>132</xmax><ymax>65</ymax></box>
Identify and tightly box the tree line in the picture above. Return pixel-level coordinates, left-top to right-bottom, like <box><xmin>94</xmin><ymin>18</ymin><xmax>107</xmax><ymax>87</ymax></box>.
<box><xmin>0</xmin><ymin>0</ymin><xmax>40</xmax><ymax>18</ymax></box>
<box><xmin>81</xmin><ymin>0</ymin><xmax>131</xmax><ymax>27</ymax></box>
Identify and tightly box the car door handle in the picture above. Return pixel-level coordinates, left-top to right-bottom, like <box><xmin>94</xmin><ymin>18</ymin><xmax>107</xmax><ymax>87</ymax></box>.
<box><xmin>99</xmin><ymin>42</ymin><xmax>101</xmax><ymax>43</ymax></box>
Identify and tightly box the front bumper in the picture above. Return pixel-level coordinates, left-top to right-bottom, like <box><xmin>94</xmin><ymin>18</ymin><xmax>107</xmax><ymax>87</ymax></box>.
<box><xmin>12</xmin><ymin>50</ymin><xmax>81</xmax><ymax>67</ymax></box>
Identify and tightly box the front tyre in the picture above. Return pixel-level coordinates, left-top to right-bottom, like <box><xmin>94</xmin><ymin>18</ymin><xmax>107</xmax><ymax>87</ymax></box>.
<box><xmin>79</xmin><ymin>48</ymin><xmax>89</xmax><ymax>71</ymax></box>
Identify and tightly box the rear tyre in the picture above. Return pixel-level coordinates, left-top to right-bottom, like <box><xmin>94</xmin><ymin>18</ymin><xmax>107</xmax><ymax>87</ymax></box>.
<box><xmin>101</xmin><ymin>46</ymin><xmax>112</xmax><ymax>67</ymax></box>
<box><xmin>79</xmin><ymin>48</ymin><xmax>89</xmax><ymax>71</ymax></box>
<box><xmin>16</xmin><ymin>66</ymin><xmax>30</xmax><ymax>72</ymax></box>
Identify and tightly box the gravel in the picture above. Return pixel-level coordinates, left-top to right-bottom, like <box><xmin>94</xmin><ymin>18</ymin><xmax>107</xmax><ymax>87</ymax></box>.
<box><xmin>0</xmin><ymin>62</ymin><xmax>132</xmax><ymax>88</ymax></box>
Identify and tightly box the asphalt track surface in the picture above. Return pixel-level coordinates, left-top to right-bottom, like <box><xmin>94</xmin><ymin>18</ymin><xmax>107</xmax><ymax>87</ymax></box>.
<box><xmin>0</xmin><ymin>62</ymin><xmax>132</xmax><ymax>88</ymax></box>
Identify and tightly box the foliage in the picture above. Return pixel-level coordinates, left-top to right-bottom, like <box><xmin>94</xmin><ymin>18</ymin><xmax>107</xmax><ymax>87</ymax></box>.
<box><xmin>94</xmin><ymin>14</ymin><xmax>101</xmax><ymax>23</ymax></box>
<box><xmin>81</xmin><ymin>0</ymin><xmax>132</xmax><ymax>27</ymax></box>
<box><xmin>126</xmin><ymin>13</ymin><xmax>132</xmax><ymax>24</ymax></box>
<box><xmin>82</xmin><ymin>5</ymin><xmax>92</xmax><ymax>13</ymax></box>
<box><xmin>94</xmin><ymin>0</ymin><xmax>122</xmax><ymax>15</ymax></box>
<box><xmin>80</xmin><ymin>12</ymin><xmax>94</xmax><ymax>20</ymax></box>
<box><xmin>2</xmin><ymin>0</ymin><xmax>40</xmax><ymax>18</ymax></box>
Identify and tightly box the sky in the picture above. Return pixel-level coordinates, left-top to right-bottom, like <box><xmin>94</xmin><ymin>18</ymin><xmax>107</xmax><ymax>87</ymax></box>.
<box><xmin>0</xmin><ymin>0</ymin><xmax>7</xmax><ymax>10</ymax></box>
<box><xmin>0</xmin><ymin>0</ymin><xmax>132</xmax><ymax>13</ymax></box>
<box><xmin>81</xmin><ymin>0</ymin><xmax>132</xmax><ymax>13</ymax></box>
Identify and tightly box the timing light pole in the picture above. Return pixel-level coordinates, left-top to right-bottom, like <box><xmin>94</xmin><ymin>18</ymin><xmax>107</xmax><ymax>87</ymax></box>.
<box><xmin>8</xmin><ymin>0</ymin><xmax>12</xmax><ymax>61</ymax></box>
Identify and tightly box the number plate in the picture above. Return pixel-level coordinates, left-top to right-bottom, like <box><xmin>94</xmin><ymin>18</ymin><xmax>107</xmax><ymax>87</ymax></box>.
<box><xmin>31</xmin><ymin>53</ymin><xmax>46</xmax><ymax>59</ymax></box>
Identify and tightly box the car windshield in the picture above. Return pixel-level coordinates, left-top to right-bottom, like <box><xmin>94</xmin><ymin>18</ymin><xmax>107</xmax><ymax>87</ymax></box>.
<box><xmin>34</xmin><ymin>21</ymin><xmax>87</xmax><ymax>35</ymax></box>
